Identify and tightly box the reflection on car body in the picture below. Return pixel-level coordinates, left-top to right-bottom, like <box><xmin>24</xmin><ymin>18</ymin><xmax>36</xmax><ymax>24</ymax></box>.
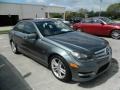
<box><xmin>73</xmin><ymin>17</ymin><xmax>120</xmax><ymax>39</ymax></box>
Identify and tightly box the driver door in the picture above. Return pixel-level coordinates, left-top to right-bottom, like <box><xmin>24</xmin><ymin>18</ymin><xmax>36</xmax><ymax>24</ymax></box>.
<box><xmin>22</xmin><ymin>22</ymin><xmax>48</xmax><ymax>64</ymax></box>
<box><xmin>81</xmin><ymin>18</ymin><xmax>104</xmax><ymax>35</ymax></box>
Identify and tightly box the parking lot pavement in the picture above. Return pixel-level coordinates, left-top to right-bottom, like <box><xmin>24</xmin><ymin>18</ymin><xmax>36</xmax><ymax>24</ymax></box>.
<box><xmin>0</xmin><ymin>34</ymin><xmax>120</xmax><ymax>90</ymax></box>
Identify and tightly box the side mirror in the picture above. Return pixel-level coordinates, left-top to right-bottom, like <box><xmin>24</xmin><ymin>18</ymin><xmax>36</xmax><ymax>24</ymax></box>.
<box><xmin>25</xmin><ymin>33</ymin><xmax>38</xmax><ymax>40</ymax></box>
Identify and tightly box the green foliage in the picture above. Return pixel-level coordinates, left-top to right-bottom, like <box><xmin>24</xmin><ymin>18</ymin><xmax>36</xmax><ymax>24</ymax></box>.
<box><xmin>50</xmin><ymin>13</ymin><xmax>63</xmax><ymax>18</ymax></box>
<box><xmin>50</xmin><ymin>3</ymin><xmax>120</xmax><ymax>20</ymax></box>
<box><xmin>106</xmin><ymin>3</ymin><xmax>120</xmax><ymax>19</ymax></box>
<box><xmin>0</xmin><ymin>30</ymin><xmax>9</xmax><ymax>34</ymax></box>
<box><xmin>107</xmin><ymin>3</ymin><xmax>120</xmax><ymax>13</ymax></box>
<box><xmin>65</xmin><ymin>11</ymin><xmax>85</xmax><ymax>20</ymax></box>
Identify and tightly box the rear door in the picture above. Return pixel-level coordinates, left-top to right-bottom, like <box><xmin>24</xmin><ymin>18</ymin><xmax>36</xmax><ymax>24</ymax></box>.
<box><xmin>89</xmin><ymin>19</ymin><xmax>105</xmax><ymax>35</ymax></box>
<box><xmin>13</xmin><ymin>21</ymin><xmax>37</xmax><ymax>54</ymax></box>
<box><xmin>81</xmin><ymin>18</ymin><xmax>95</xmax><ymax>34</ymax></box>
<box><xmin>20</xmin><ymin>22</ymin><xmax>38</xmax><ymax>55</ymax></box>
<box><xmin>13</xmin><ymin>22</ymin><xmax>27</xmax><ymax>51</ymax></box>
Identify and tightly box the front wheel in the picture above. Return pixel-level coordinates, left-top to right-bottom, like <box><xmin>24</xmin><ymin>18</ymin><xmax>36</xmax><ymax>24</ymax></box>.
<box><xmin>111</xmin><ymin>30</ymin><xmax>120</xmax><ymax>39</ymax></box>
<box><xmin>50</xmin><ymin>55</ymin><xmax>72</xmax><ymax>82</ymax></box>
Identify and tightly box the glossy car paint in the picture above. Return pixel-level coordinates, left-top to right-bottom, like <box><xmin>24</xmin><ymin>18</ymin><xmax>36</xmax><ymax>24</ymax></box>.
<box><xmin>73</xmin><ymin>19</ymin><xmax>120</xmax><ymax>36</ymax></box>
<box><xmin>9</xmin><ymin>19</ymin><xmax>112</xmax><ymax>82</ymax></box>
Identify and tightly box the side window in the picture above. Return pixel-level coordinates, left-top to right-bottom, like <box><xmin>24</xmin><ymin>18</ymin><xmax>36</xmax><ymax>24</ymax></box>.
<box><xmin>93</xmin><ymin>19</ymin><xmax>102</xmax><ymax>24</ymax></box>
<box><xmin>14</xmin><ymin>22</ymin><xmax>24</xmax><ymax>32</ymax></box>
<box><xmin>82</xmin><ymin>19</ymin><xmax>93</xmax><ymax>23</ymax></box>
<box><xmin>23</xmin><ymin>22</ymin><xmax>36</xmax><ymax>34</ymax></box>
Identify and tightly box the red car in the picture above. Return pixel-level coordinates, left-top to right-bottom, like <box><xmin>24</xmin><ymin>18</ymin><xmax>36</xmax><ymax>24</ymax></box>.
<box><xmin>73</xmin><ymin>17</ymin><xmax>120</xmax><ymax>39</ymax></box>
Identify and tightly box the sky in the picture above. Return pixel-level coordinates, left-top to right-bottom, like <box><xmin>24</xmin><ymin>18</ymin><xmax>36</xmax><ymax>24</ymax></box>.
<box><xmin>0</xmin><ymin>0</ymin><xmax>120</xmax><ymax>11</ymax></box>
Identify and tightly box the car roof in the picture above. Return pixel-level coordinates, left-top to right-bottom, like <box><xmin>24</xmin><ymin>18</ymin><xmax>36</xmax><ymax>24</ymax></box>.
<box><xmin>20</xmin><ymin>18</ymin><xmax>56</xmax><ymax>23</ymax></box>
<box><xmin>86</xmin><ymin>17</ymin><xmax>107</xmax><ymax>20</ymax></box>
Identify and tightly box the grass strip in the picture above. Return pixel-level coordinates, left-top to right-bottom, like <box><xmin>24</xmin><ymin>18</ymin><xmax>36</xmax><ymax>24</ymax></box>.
<box><xmin>0</xmin><ymin>30</ymin><xmax>10</xmax><ymax>34</ymax></box>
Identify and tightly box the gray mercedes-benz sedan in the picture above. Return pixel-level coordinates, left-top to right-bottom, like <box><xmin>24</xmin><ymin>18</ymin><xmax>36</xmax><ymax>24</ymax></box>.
<box><xmin>9</xmin><ymin>19</ymin><xmax>112</xmax><ymax>82</ymax></box>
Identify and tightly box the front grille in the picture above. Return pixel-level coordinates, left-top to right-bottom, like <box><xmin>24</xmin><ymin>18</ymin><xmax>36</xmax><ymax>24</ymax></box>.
<box><xmin>97</xmin><ymin>62</ymin><xmax>109</xmax><ymax>74</ymax></box>
<box><xmin>94</xmin><ymin>46</ymin><xmax>112</xmax><ymax>59</ymax></box>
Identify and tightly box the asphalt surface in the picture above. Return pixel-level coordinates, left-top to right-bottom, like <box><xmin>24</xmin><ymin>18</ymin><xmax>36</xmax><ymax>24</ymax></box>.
<box><xmin>0</xmin><ymin>55</ymin><xmax>32</xmax><ymax>90</ymax></box>
<box><xmin>0</xmin><ymin>34</ymin><xmax>120</xmax><ymax>90</ymax></box>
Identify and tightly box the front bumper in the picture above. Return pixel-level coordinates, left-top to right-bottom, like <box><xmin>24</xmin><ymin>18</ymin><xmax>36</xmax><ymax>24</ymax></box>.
<box><xmin>71</xmin><ymin>56</ymin><xmax>112</xmax><ymax>82</ymax></box>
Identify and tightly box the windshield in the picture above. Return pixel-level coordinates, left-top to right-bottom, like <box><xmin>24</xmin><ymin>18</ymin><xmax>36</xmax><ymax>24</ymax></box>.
<box><xmin>35</xmin><ymin>20</ymin><xmax>74</xmax><ymax>36</ymax></box>
<box><xmin>100</xmin><ymin>17</ymin><xmax>114</xmax><ymax>24</ymax></box>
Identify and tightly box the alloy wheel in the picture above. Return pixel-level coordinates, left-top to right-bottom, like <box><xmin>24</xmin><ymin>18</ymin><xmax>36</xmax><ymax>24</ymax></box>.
<box><xmin>111</xmin><ymin>30</ymin><xmax>120</xmax><ymax>39</ymax></box>
<box><xmin>51</xmin><ymin>58</ymin><xmax>66</xmax><ymax>79</ymax></box>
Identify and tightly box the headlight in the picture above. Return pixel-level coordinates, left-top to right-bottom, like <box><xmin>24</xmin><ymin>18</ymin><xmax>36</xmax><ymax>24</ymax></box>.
<box><xmin>71</xmin><ymin>51</ymin><xmax>88</xmax><ymax>60</ymax></box>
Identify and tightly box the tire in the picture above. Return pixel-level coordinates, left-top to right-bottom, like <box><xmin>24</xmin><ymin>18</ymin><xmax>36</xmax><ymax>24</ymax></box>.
<box><xmin>111</xmin><ymin>30</ymin><xmax>120</xmax><ymax>39</ymax></box>
<box><xmin>50</xmin><ymin>55</ymin><xmax>72</xmax><ymax>82</ymax></box>
<box><xmin>10</xmin><ymin>41</ymin><xmax>19</xmax><ymax>54</ymax></box>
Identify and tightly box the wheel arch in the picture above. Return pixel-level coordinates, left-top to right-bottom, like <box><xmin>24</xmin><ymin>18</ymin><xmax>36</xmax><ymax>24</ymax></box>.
<box><xmin>47</xmin><ymin>52</ymin><xmax>72</xmax><ymax>82</ymax></box>
<box><xmin>47</xmin><ymin>53</ymin><xmax>65</xmax><ymax>69</ymax></box>
<box><xmin>110</xmin><ymin>29</ymin><xmax>120</xmax><ymax>36</ymax></box>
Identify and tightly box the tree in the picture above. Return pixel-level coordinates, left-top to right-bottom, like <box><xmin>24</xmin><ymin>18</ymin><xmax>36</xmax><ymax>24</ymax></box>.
<box><xmin>65</xmin><ymin>11</ymin><xmax>84</xmax><ymax>20</ymax></box>
<box><xmin>50</xmin><ymin>13</ymin><xmax>63</xmax><ymax>18</ymax></box>
<box><xmin>107</xmin><ymin>3</ymin><xmax>120</xmax><ymax>19</ymax></box>
<box><xmin>78</xmin><ymin>8</ymin><xmax>88</xmax><ymax>14</ymax></box>
<box><xmin>78</xmin><ymin>8</ymin><xmax>89</xmax><ymax>18</ymax></box>
<box><xmin>107</xmin><ymin>3</ymin><xmax>120</xmax><ymax>13</ymax></box>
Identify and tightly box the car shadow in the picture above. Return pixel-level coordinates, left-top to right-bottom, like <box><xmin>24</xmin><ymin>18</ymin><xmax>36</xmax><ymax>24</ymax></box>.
<box><xmin>22</xmin><ymin>53</ymin><xmax>119</xmax><ymax>87</ymax></box>
<box><xmin>97</xmin><ymin>35</ymin><xmax>120</xmax><ymax>40</ymax></box>
<box><xmin>77</xmin><ymin>58</ymin><xmax>119</xmax><ymax>88</ymax></box>
<box><xmin>0</xmin><ymin>54</ymin><xmax>32</xmax><ymax>90</ymax></box>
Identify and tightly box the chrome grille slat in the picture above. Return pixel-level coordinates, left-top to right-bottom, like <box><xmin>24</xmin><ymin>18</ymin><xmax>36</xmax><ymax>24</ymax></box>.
<box><xmin>95</xmin><ymin>52</ymin><xmax>106</xmax><ymax>57</ymax></box>
<box><xmin>95</xmin><ymin>48</ymin><xmax>105</xmax><ymax>54</ymax></box>
<box><xmin>94</xmin><ymin>46</ymin><xmax>111</xmax><ymax>60</ymax></box>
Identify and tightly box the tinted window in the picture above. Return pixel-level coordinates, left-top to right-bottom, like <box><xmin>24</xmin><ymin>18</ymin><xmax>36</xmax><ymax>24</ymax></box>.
<box><xmin>35</xmin><ymin>21</ymin><xmax>73</xmax><ymax>36</ymax></box>
<box><xmin>14</xmin><ymin>22</ymin><xmax>24</xmax><ymax>32</ymax></box>
<box><xmin>82</xmin><ymin>19</ymin><xmax>93</xmax><ymax>23</ymax></box>
<box><xmin>22</xmin><ymin>22</ymin><xmax>36</xmax><ymax>34</ymax></box>
<box><xmin>92</xmin><ymin>19</ymin><xmax>102</xmax><ymax>23</ymax></box>
<box><xmin>100</xmin><ymin>17</ymin><xmax>114</xmax><ymax>24</ymax></box>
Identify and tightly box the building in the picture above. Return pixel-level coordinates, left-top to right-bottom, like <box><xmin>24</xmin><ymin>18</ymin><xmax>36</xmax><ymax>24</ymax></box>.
<box><xmin>0</xmin><ymin>2</ymin><xmax>65</xmax><ymax>26</ymax></box>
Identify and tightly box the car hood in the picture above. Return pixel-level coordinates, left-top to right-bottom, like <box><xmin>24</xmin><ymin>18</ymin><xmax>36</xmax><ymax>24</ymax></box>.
<box><xmin>47</xmin><ymin>32</ymin><xmax>107</xmax><ymax>53</ymax></box>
